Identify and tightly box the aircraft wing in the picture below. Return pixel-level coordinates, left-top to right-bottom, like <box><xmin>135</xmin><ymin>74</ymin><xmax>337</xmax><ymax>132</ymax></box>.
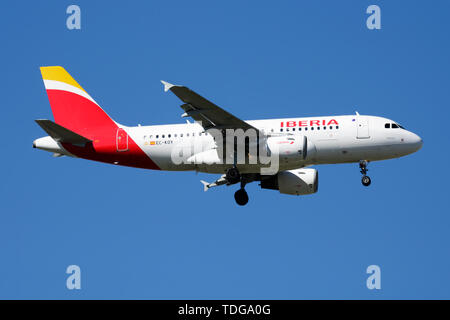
<box><xmin>161</xmin><ymin>81</ymin><xmax>258</xmax><ymax>132</ymax></box>
<box><xmin>200</xmin><ymin>175</ymin><xmax>228</xmax><ymax>191</ymax></box>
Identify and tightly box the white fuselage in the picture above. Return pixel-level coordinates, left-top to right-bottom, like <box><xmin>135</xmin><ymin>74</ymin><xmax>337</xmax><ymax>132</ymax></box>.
<box><xmin>34</xmin><ymin>67</ymin><xmax>424</xmax><ymax>204</ymax></box>
<box><xmin>123</xmin><ymin>114</ymin><xmax>422</xmax><ymax>174</ymax></box>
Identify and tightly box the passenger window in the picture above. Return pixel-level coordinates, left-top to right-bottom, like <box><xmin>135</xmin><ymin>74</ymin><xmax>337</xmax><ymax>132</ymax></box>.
<box><xmin>329</xmin><ymin>126</ymin><xmax>332</xmax><ymax>129</ymax></box>
<box><xmin>180</xmin><ymin>134</ymin><xmax>183</xmax><ymax>137</ymax></box>
<box><xmin>174</xmin><ymin>134</ymin><xmax>177</xmax><ymax>137</ymax></box>
<box><xmin>280</xmin><ymin>128</ymin><xmax>283</xmax><ymax>132</ymax></box>
<box><xmin>286</xmin><ymin>128</ymin><xmax>289</xmax><ymax>132</ymax></box>
<box><xmin>168</xmin><ymin>134</ymin><xmax>171</xmax><ymax>138</ymax></box>
<box><xmin>392</xmin><ymin>123</ymin><xmax>399</xmax><ymax>129</ymax></box>
<box><xmin>311</xmin><ymin>127</ymin><xmax>314</xmax><ymax>130</ymax></box>
<box><xmin>323</xmin><ymin>126</ymin><xmax>326</xmax><ymax>130</ymax></box>
<box><xmin>187</xmin><ymin>133</ymin><xmax>189</xmax><ymax>137</ymax></box>
<box><xmin>385</xmin><ymin>123</ymin><xmax>390</xmax><ymax>129</ymax></box>
<box><xmin>317</xmin><ymin>127</ymin><xmax>320</xmax><ymax>130</ymax></box>
<box><xmin>156</xmin><ymin>135</ymin><xmax>159</xmax><ymax>138</ymax></box>
<box><xmin>305</xmin><ymin>127</ymin><xmax>308</xmax><ymax>131</ymax></box>
<box><xmin>162</xmin><ymin>135</ymin><xmax>165</xmax><ymax>138</ymax></box>
<box><xmin>336</xmin><ymin>126</ymin><xmax>339</xmax><ymax>129</ymax></box>
<box><xmin>292</xmin><ymin>128</ymin><xmax>296</xmax><ymax>131</ymax></box>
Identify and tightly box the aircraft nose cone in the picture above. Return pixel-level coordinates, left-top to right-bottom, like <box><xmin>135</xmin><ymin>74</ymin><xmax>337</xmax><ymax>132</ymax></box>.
<box><xmin>410</xmin><ymin>132</ymin><xmax>423</xmax><ymax>152</ymax></box>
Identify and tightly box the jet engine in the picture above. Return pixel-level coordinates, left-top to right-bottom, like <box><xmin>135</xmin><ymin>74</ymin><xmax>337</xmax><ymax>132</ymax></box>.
<box><xmin>260</xmin><ymin>168</ymin><xmax>318</xmax><ymax>195</ymax></box>
<box><xmin>265</xmin><ymin>135</ymin><xmax>316</xmax><ymax>162</ymax></box>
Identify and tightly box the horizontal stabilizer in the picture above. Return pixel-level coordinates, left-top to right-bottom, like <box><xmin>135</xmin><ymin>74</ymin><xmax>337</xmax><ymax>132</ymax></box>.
<box><xmin>35</xmin><ymin>119</ymin><xmax>92</xmax><ymax>146</ymax></box>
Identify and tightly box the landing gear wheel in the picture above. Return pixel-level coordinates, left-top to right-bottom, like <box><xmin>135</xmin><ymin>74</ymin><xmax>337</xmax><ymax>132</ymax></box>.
<box><xmin>362</xmin><ymin>175</ymin><xmax>371</xmax><ymax>187</ymax></box>
<box><xmin>234</xmin><ymin>189</ymin><xmax>249</xmax><ymax>206</ymax></box>
<box><xmin>226</xmin><ymin>167</ymin><xmax>241</xmax><ymax>184</ymax></box>
<box><xmin>359</xmin><ymin>160</ymin><xmax>371</xmax><ymax>186</ymax></box>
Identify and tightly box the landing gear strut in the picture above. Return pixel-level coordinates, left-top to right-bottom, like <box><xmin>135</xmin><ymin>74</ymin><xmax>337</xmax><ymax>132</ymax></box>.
<box><xmin>227</xmin><ymin>167</ymin><xmax>249</xmax><ymax>206</ymax></box>
<box><xmin>359</xmin><ymin>160</ymin><xmax>371</xmax><ymax>187</ymax></box>
<box><xmin>226</xmin><ymin>166</ymin><xmax>241</xmax><ymax>184</ymax></box>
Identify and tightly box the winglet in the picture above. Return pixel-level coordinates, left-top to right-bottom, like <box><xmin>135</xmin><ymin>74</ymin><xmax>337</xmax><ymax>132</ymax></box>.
<box><xmin>200</xmin><ymin>180</ymin><xmax>210</xmax><ymax>192</ymax></box>
<box><xmin>161</xmin><ymin>80</ymin><xmax>175</xmax><ymax>92</ymax></box>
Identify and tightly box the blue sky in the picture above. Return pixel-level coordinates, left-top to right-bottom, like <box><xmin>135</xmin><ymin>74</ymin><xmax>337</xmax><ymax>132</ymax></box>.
<box><xmin>1</xmin><ymin>0</ymin><xmax>449</xmax><ymax>299</ymax></box>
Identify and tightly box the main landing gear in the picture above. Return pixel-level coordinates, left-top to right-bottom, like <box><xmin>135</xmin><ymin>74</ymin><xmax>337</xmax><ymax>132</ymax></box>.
<box><xmin>226</xmin><ymin>167</ymin><xmax>249</xmax><ymax>206</ymax></box>
<box><xmin>226</xmin><ymin>166</ymin><xmax>241</xmax><ymax>184</ymax></box>
<box><xmin>359</xmin><ymin>160</ymin><xmax>371</xmax><ymax>187</ymax></box>
<box><xmin>234</xmin><ymin>187</ymin><xmax>249</xmax><ymax>206</ymax></box>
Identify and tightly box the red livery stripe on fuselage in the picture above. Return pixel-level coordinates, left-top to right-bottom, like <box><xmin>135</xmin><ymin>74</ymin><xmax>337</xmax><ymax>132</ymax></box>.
<box><xmin>47</xmin><ymin>89</ymin><xmax>160</xmax><ymax>170</ymax></box>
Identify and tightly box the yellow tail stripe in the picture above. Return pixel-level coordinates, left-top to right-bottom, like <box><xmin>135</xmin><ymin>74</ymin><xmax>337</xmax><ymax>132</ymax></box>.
<box><xmin>40</xmin><ymin>66</ymin><xmax>86</xmax><ymax>93</ymax></box>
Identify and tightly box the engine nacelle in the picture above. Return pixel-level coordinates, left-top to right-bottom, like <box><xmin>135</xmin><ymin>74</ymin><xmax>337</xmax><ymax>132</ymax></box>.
<box><xmin>260</xmin><ymin>168</ymin><xmax>318</xmax><ymax>195</ymax></box>
<box><xmin>265</xmin><ymin>135</ymin><xmax>316</xmax><ymax>162</ymax></box>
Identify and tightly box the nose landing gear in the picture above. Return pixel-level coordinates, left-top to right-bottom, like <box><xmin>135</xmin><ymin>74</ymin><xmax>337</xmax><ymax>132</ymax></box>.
<box><xmin>361</xmin><ymin>175</ymin><xmax>371</xmax><ymax>186</ymax></box>
<box><xmin>359</xmin><ymin>160</ymin><xmax>371</xmax><ymax>186</ymax></box>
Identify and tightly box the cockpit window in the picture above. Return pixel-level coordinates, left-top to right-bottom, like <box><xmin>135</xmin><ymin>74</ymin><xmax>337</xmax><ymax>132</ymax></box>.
<box><xmin>386</xmin><ymin>122</ymin><xmax>405</xmax><ymax>129</ymax></box>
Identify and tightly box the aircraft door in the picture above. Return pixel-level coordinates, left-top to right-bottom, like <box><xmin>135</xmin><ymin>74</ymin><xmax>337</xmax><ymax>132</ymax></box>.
<box><xmin>116</xmin><ymin>128</ymin><xmax>129</xmax><ymax>151</ymax></box>
<box><xmin>356</xmin><ymin>116</ymin><xmax>370</xmax><ymax>139</ymax></box>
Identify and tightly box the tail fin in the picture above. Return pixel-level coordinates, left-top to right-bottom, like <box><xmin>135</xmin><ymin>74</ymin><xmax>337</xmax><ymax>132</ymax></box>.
<box><xmin>40</xmin><ymin>66</ymin><xmax>116</xmax><ymax>138</ymax></box>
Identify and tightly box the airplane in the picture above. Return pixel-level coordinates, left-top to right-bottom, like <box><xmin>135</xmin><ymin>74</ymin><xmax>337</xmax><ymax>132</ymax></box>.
<box><xmin>33</xmin><ymin>66</ymin><xmax>423</xmax><ymax>206</ymax></box>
